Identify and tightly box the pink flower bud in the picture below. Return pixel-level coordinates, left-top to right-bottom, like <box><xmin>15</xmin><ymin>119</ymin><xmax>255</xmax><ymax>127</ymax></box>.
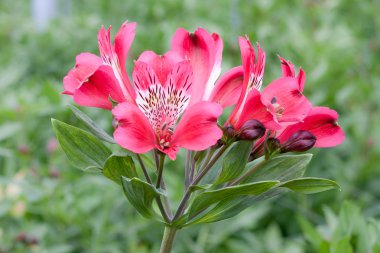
<box><xmin>281</xmin><ymin>130</ymin><xmax>316</xmax><ymax>152</ymax></box>
<box><xmin>238</xmin><ymin>120</ymin><xmax>265</xmax><ymax>141</ymax></box>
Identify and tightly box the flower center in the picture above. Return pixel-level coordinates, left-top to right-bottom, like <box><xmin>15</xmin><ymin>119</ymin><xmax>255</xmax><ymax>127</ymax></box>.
<box><xmin>270</xmin><ymin>96</ymin><xmax>284</xmax><ymax>118</ymax></box>
<box><xmin>134</xmin><ymin>61</ymin><xmax>193</xmax><ymax>148</ymax></box>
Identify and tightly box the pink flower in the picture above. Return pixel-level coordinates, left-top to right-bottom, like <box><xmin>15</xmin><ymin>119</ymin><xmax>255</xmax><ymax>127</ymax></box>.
<box><xmin>260</xmin><ymin>56</ymin><xmax>312</xmax><ymax>125</ymax></box>
<box><xmin>277</xmin><ymin>107</ymin><xmax>345</xmax><ymax>148</ymax></box>
<box><xmin>113</xmin><ymin>52</ymin><xmax>223</xmax><ymax>160</ymax></box>
<box><xmin>63</xmin><ymin>21</ymin><xmax>136</xmax><ymax>109</ymax></box>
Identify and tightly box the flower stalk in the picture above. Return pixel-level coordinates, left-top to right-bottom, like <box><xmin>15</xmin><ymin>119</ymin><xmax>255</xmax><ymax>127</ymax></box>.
<box><xmin>160</xmin><ymin>226</ymin><xmax>178</xmax><ymax>253</ymax></box>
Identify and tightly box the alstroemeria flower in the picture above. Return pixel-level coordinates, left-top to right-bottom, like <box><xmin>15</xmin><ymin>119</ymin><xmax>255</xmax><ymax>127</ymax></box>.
<box><xmin>112</xmin><ymin>52</ymin><xmax>223</xmax><ymax>160</ymax></box>
<box><xmin>262</xmin><ymin>57</ymin><xmax>312</xmax><ymax>126</ymax></box>
<box><xmin>260</xmin><ymin>56</ymin><xmax>312</xmax><ymax>125</ymax></box>
<box><xmin>63</xmin><ymin>21</ymin><xmax>136</xmax><ymax>109</ymax></box>
<box><xmin>277</xmin><ymin>107</ymin><xmax>345</xmax><ymax>148</ymax></box>
<box><xmin>252</xmin><ymin>106</ymin><xmax>344</xmax><ymax>157</ymax></box>
<box><xmin>226</xmin><ymin>36</ymin><xmax>280</xmax><ymax>131</ymax></box>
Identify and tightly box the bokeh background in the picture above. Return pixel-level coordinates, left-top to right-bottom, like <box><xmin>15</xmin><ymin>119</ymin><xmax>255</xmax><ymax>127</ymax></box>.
<box><xmin>1</xmin><ymin>0</ymin><xmax>380</xmax><ymax>252</ymax></box>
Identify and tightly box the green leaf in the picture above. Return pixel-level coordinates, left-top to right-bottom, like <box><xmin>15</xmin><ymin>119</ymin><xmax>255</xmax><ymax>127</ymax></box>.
<box><xmin>121</xmin><ymin>177</ymin><xmax>163</xmax><ymax>219</ymax></box>
<box><xmin>185</xmin><ymin>153</ymin><xmax>314</xmax><ymax>225</ymax></box>
<box><xmin>246</xmin><ymin>153</ymin><xmax>313</xmax><ymax>183</ymax></box>
<box><xmin>280</xmin><ymin>177</ymin><xmax>340</xmax><ymax>194</ymax></box>
<box><xmin>186</xmin><ymin>187</ymin><xmax>287</xmax><ymax>225</ymax></box>
<box><xmin>103</xmin><ymin>156</ymin><xmax>138</xmax><ymax>184</ymax></box>
<box><xmin>188</xmin><ymin>180</ymin><xmax>279</xmax><ymax>219</ymax></box>
<box><xmin>69</xmin><ymin>105</ymin><xmax>115</xmax><ymax>143</ymax></box>
<box><xmin>214</xmin><ymin>141</ymin><xmax>253</xmax><ymax>185</ymax></box>
<box><xmin>51</xmin><ymin>119</ymin><xmax>111</xmax><ymax>171</ymax></box>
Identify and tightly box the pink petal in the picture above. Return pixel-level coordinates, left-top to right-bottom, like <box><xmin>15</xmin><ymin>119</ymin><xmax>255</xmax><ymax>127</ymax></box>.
<box><xmin>171</xmin><ymin>28</ymin><xmax>223</xmax><ymax>104</ymax></box>
<box><xmin>73</xmin><ymin>65</ymin><xmax>125</xmax><ymax>110</ymax></box>
<box><xmin>297</xmin><ymin>68</ymin><xmax>306</xmax><ymax>92</ymax></box>
<box><xmin>261</xmin><ymin>77</ymin><xmax>312</xmax><ymax>124</ymax></box>
<box><xmin>98</xmin><ymin>24</ymin><xmax>135</xmax><ymax>102</ymax></box>
<box><xmin>229</xmin><ymin>37</ymin><xmax>266</xmax><ymax>126</ymax></box>
<box><xmin>63</xmin><ymin>53</ymin><xmax>102</xmax><ymax>95</ymax></box>
<box><xmin>209</xmin><ymin>66</ymin><xmax>244</xmax><ymax>108</ymax></box>
<box><xmin>165</xmin><ymin>61</ymin><xmax>193</xmax><ymax>91</ymax></box>
<box><xmin>238</xmin><ymin>36</ymin><xmax>253</xmax><ymax>79</ymax></box>
<box><xmin>114</xmin><ymin>21</ymin><xmax>136</xmax><ymax>98</ymax></box>
<box><xmin>278</xmin><ymin>56</ymin><xmax>306</xmax><ymax>92</ymax></box>
<box><xmin>112</xmin><ymin>103</ymin><xmax>156</xmax><ymax>153</ymax></box>
<box><xmin>137</xmin><ymin>50</ymin><xmax>182</xmax><ymax>85</ymax></box>
<box><xmin>232</xmin><ymin>89</ymin><xmax>281</xmax><ymax>130</ymax></box>
<box><xmin>114</xmin><ymin>21</ymin><xmax>136</xmax><ymax>72</ymax></box>
<box><xmin>132</xmin><ymin>61</ymin><xmax>160</xmax><ymax>91</ymax></box>
<box><xmin>277</xmin><ymin>107</ymin><xmax>345</xmax><ymax>148</ymax></box>
<box><xmin>237</xmin><ymin>36</ymin><xmax>265</xmax><ymax>90</ymax></box>
<box><xmin>98</xmin><ymin>26</ymin><xmax>113</xmax><ymax>61</ymax></box>
<box><xmin>278</xmin><ymin>56</ymin><xmax>295</xmax><ymax>77</ymax></box>
<box><xmin>171</xmin><ymin>101</ymin><xmax>223</xmax><ymax>151</ymax></box>
<box><xmin>203</xmin><ymin>32</ymin><xmax>224</xmax><ymax>100</ymax></box>
<box><xmin>162</xmin><ymin>147</ymin><xmax>180</xmax><ymax>160</ymax></box>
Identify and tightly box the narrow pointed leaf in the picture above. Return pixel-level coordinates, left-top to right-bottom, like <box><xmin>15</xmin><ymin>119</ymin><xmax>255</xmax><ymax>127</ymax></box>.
<box><xmin>69</xmin><ymin>105</ymin><xmax>115</xmax><ymax>143</ymax></box>
<box><xmin>52</xmin><ymin>119</ymin><xmax>111</xmax><ymax>171</ymax></box>
<box><xmin>186</xmin><ymin>187</ymin><xmax>287</xmax><ymax>225</ymax></box>
<box><xmin>245</xmin><ymin>153</ymin><xmax>313</xmax><ymax>183</ymax></box>
<box><xmin>188</xmin><ymin>180</ymin><xmax>279</xmax><ymax>219</ymax></box>
<box><xmin>186</xmin><ymin>153</ymin><xmax>314</xmax><ymax>225</ymax></box>
<box><xmin>214</xmin><ymin>140</ymin><xmax>253</xmax><ymax>185</ymax></box>
<box><xmin>121</xmin><ymin>176</ymin><xmax>163</xmax><ymax>219</ymax></box>
<box><xmin>280</xmin><ymin>177</ymin><xmax>340</xmax><ymax>194</ymax></box>
<box><xmin>103</xmin><ymin>155</ymin><xmax>138</xmax><ymax>184</ymax></box>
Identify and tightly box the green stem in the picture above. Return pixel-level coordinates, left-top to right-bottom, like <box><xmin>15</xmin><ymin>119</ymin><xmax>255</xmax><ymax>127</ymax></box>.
<box><xmin>156</xmin><ymin>153</ymin><xmax>166</xmax><ymax>188</ymax></box>
<box><xmin>184</xmin><ymin>150</ymin><xmax>192</xmax><ymax>188</ymax></box>
<box><xmin>152</xmin><ymin>151</ymin><xmax>170</xmax><ymax>222</ymax></box>
<box><xmin>160</xmin><ymin>226</ymin><xmax>178</xmax><ymax>253</ymax></box>
<box><xmin>161</xmin><ymin>180</ymin><xmax>173</xmax><ymax>219</ymax></box>
<box><xmin>136</xmin><ymin>154</ymin><xmax>152</xmax><ymax>184</ymax></box>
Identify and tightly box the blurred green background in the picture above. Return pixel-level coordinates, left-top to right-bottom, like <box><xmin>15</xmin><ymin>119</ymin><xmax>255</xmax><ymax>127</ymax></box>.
<box><xmin>1</xmin><ymin>0</ymin><xmax>380</xmax><ymax>252</ymax></box>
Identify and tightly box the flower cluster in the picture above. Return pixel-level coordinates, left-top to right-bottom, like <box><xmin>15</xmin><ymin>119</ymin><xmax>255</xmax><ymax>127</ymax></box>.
<box><xmin>63</xmin><ymin>20</ymin><xmax>344</xmax><ymax>160</ymax></box>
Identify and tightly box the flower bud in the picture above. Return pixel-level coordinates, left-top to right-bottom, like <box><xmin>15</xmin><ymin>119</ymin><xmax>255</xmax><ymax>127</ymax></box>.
<box><xmin>281</xmin><ymin>130</ymin><xmax>316</xmax><ymax>153</ymax></box>
<box><xmin>238</xmin><ymin>120</ymin><xmax>265</xmax><ymax>141</ymax></box>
